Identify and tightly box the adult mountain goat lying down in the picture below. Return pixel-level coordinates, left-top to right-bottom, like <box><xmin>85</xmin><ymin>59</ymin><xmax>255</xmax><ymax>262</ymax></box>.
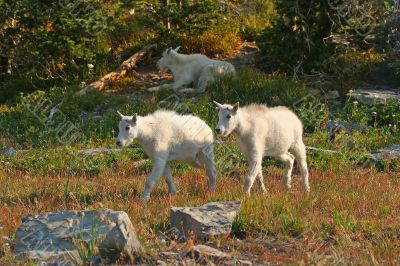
<box><xmin>116</xmin><ymin>110</ymin><xmax>216</xmax><ymax>201</ymax></box>
<box><xmin>148</xmin><ymin>47</ymin><xmax>235</xmax><ymax>93</ymax></box>
<box><xmin>213</xmin><ymin>101</ymin><xmax>310</xmax><ymax>195</ymax></box>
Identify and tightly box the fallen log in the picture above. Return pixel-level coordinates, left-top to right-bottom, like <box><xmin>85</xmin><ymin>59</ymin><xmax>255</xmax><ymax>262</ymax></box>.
<box><xmin>306</xmin><ymin>146</ymin><xmax>341</xmax><ymax>154</ymax></box>
<box><xmin>77</xmin><ymin>44</ymin><xmax>157</xmax><ymax>96</ymax></box>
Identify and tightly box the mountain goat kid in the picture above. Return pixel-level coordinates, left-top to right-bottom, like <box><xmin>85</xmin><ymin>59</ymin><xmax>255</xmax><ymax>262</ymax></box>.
<box><xmin>148</xmin><ymin>47</ymin><xmax>235</xmax><ymax>93</ymax></box>
<box><xmin>116</xmin><ymin>110</ymin><xmax>216</xmax><ymax>201</ymax></box>
<box><xmin>213</xmin><ymin>101</ymin><xmax>310</xmax><ymax>195</ymax></box>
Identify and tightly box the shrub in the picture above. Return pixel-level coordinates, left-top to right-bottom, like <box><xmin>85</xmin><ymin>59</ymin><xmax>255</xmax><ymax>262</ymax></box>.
<box><xmin>323</xmin><ymin>48</ymin><xmax>384</xmax><ymax>93</ymax></box>
<box><xmin>256</xmin><ymin>0</ymin><xmax>388</xmax><ymax>81</ymax></box>
<box><xmin>0</xmin><ymin>0</ymin><xmax>124</xmax><ymax>102</ymax></box>
<box><xmin>145</xmin><ymin>0</ymin><xmax>242</xmax><ymax>56</ymax></box>
<box><xmin>209</xmin><ymin>69</ymin><xmax>308</xmax><ymax>107</ymax></box>
<box><xmin>256</xmin><ymin>0</ymin><xmax>335</xmax><ymax>74</ymax></box>
<box><xmin>238</xmin><ymin>0</ymin><xmax>276</xmax><ymax>40</ymax></box>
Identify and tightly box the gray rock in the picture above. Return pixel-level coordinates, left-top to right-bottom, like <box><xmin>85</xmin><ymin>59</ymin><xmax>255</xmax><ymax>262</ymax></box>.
<box><xmin>348</xmin><ymin>88</ymin><xmax>400</xmax><ymax>105</ymax></box>
<box><xmin>13</xmin><ymin>209</ymin><xmax>142</xmax><ymax>265</ymax></box>
<box><xmin>185</xmin><ymin>244</ymin><xmax>230</xmax><ymax>264</ymax></box>
<box><xmin>4</xmin><ymin>147</ymin><xmax>17</xmax><ymax>157</ymax></box>
<box><xmin>170</xmin><ymin>201</ymin><xmax>241</xmax><ymax>241</ymax></box>
<box><xmin>370</xmin><ymin>145</ymin><xmax>400</xmax><ymax>161</ymax></box>
<box><xmin>325</xmin><ymin>120</ymin><xmax>366</xmax><ymax>140</ymax></box>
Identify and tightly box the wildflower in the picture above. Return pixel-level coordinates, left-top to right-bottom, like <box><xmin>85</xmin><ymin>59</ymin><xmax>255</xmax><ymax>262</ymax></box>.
<box><xmin>87</xmin><ymin>64</ymin><xmax>94</xmax><ymax>69</ymax></box>
<box><xmin>2</xmin><ymin>236</ymin><xmax>9</xmax><ymax>241</ymax></box>
<box><xmin>98</xmin><ymin>202</ymin><xmax>103</xmax><ymax>208</ymax></box>
<box><xmin>0</xmin><ymin>225</ymin><xmax>3</xmax><ymax>230</ymax></box>
<box><xmin>23</xmin><ymin>175</ymin><xmax>30</xmax><ymax>180</ymax></box>
<box><xmin>388</xmin><ymin>124</ymin><xmax>392</xmax><ymax>127</ymax></box>
<box><xmin>372</xmin><ymin>112</ymin><xmax>377</xmax><ymax>115</ymax></box>
<box><xmin>353</xmin><ymin>101</ymin><xmax>358</xmax><ymax>104</ymax></box>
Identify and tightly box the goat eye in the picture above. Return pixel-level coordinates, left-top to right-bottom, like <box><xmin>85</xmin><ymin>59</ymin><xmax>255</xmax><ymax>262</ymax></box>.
<box><xmin>125</xmin><ymin>126</ymin><xmax>130</xmax><ymax>131</ymax></box>
<box><xmin>226</xmin><ymin>114</ymin><xmax>231</xmax><ymax>119</ymax></box>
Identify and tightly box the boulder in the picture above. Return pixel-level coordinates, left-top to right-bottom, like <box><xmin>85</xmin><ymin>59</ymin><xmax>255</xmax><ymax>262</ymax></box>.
<box><xmin>370</xmin><ymin>145</ymin><xmax>400</xmax><ymax>162</ymax></box>
<box><xmin>13</xmin><ymin>209</ymin><xmax>142</xmax><ymax>265</ymax></box>
<box><xmin>170</xmin><ymin>201</ymin><xmax>241</xmax><ymax>241</ymax></box>
<box><xmin>3</xmin><ymin>147</ymin><xmax>17</xmax><ymax>157</ymax></box>
<box><xmin>348</xmin><ymin>88</ymin><xmax>400</xmax><ymax>105</ymax></box>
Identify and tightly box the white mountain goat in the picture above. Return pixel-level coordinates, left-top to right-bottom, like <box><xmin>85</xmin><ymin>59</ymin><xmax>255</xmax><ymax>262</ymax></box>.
<box><xmin>213</xmin><ymin>101</ymin><xmax>310</xmax><ymax>195</ymax></box>
<box><xmin>148</xmin><ymin>47</ymin><xmax>235</xmax><ymax>93</ymax></box>
<box><xmin>116</xmin><ymin>110</ymin><xmax>216</xmax><ymax>200</ymax></box>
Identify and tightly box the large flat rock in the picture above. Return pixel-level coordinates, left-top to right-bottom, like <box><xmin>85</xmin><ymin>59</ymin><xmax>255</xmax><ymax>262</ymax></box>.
<box><xmin>370</xmin><ymin>145</ymin><xmax>400</xmax><ymax>161</ymax></box>
<box><xmin>13</xmin><ymin>209</ymin><xmax>142</xmax><ymax>265</ymax></box>
<box><xmin>170</xmin><ymin>201</ymin><xmax>241</xmax><ymax>241</ymax></box>
<box><xmin>348</xmin><ymin>88</ymin><xmax>400</xmax><ymax>105</ymax></box>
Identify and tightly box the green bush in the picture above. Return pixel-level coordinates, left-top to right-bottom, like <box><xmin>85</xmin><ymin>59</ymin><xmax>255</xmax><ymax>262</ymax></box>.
<box><xmin>139</xmin><ymin>0</ymin><xmax>242</xmax><ymax>56</ymax></box>
<box><xmin>0</xmin><ymin>0</ymin><xmax>124</xmax><ymax>102</ymax></box>
<box><xmin>238</xmin><ymin>0</ymin><xmax>276</xmax><ymax>40</ymax></box>
<box><xmin>256</xmin><ymin>0</ymin><xmax>335</xmax><ymax>73</ymax></box>
<box><xmin>256</xmin><ymin>0</ymin><xmax>387</xmax><ymax>81</ymax></box>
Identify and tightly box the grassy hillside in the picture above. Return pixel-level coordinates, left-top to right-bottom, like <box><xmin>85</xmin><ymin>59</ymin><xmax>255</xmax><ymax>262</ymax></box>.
<box><xmin>0</xmin><ymin>69</ymin><xmax>399</xmax><ymax>264</ymax></box>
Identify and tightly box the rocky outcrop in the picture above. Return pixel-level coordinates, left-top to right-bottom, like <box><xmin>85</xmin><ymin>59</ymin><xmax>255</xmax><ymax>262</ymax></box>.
<box><xmin>370</xmin><ymin>145</ymin><xmax>400</xmax><ymax>162</ymax></box>
<box><xmin>13</xmin><ymin>209</ymin><xmax>142</xmax><ymax>265</ymax></box>
<box><xmin>348</xmin><ymin>87</ymin><xmax>400</xmax><ymax>105</ymax></box>
<box><xmin>170</xmin><ymin>201</ymin><xmax>241</xmax><ymax>241</ymax></box>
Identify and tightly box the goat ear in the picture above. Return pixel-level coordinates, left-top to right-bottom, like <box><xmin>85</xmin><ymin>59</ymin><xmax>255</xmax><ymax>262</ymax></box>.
<box><xmin>213</xmin><ymin>100</ymin><xmax>223</xmax><ymax>109</ymax></box>
<box><xmin>174</xmin><ymin>46</ymin><xmax>181</xmax><ymax>52</ymax></box>
<box><xmin>132</xmin><ymin>113</ymin><xmax>138</xmax><ymax>123</ymax></box>
<box><xmin>117</xmin><ymin>110</ymin><xmax>124</xmax><ymax>118</ymax></box>
<box><xmin>166</xmin><ymin>47</ymin><xmax>172</xmax><ymax>54</ymax></box>
<box><xmin>232</xmin><ymin>102</ymin><xmax>239</xmax><ymax>113</ymax></box>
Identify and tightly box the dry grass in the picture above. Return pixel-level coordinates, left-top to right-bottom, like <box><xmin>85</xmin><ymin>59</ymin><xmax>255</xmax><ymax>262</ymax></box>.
<box><xmin>1</xmin><ymin>163</ymin><xmax>399</xmax><ymax>264</ymax></box>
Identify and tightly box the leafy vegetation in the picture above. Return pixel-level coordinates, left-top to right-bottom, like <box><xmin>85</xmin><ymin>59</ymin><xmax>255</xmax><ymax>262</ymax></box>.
<box><xmin>257</xmin><ymin>0</ymin><xmax>400</xmax><ymax>92</ymax></box>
